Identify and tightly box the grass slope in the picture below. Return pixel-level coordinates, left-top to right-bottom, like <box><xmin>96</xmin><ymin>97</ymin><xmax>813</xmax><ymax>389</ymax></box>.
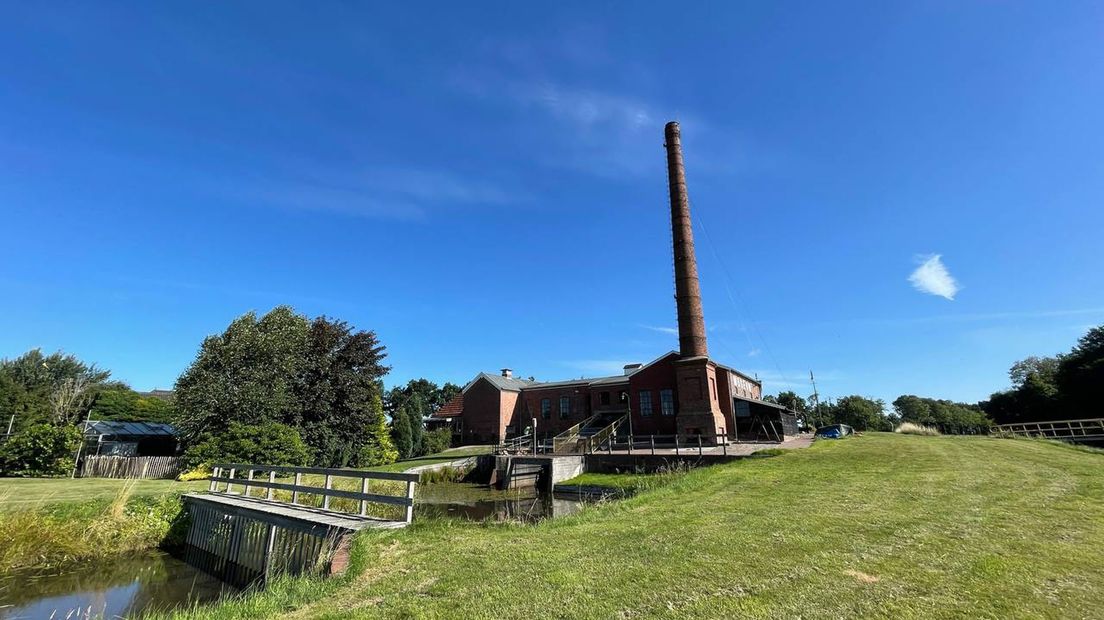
<box><xmin>175</xmin><ymin>433</ymin><xmax>1103</xmax><ymax>619</ymax></box>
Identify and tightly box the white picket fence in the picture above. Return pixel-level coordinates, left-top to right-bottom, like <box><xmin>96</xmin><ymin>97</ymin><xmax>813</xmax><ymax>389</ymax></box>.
<box><xmin>80</xmin><ymin>455</ymin><xmax>184</xmax><ymax>479</ymax></box>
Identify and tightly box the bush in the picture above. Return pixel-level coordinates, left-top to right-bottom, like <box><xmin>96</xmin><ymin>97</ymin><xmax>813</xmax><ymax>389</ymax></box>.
<box><xmin>182</xmin><ymin>422</ymin><xmax>311</xmax><ymax>469</ymax></box>
<box><xmin>423</xmin><ymin>427</ymin><xmax>452</xmax><ymax>455</ymax></box>
<box><xmin>0</xmin><ymin>423</ymin><xmax>82</xmax><ymax>477</ymax></box>
<box><xmin>895</xmin><ymin>422</ymin><xmax>941</xmax><ymax>436</ymax></box>
<box><xmin>176</xmin><ymin>465</ymin><xmax>212</xmax><ymax>481</ymax></box>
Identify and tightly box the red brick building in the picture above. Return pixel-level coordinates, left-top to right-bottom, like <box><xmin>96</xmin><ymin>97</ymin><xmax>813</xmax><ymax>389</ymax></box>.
<box><xmin>430</xmin><ymin>122</ymin><xmax>797</xmax><ymax>446</ymax></box>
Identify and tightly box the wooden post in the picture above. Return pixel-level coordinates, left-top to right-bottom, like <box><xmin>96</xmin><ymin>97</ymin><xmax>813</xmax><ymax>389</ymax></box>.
<box><xmin>210</xmin><ymin>466</ymin><xmax>220</xmax><ymax>492</ymax></box>
<box><xmin>650</xmin><ymin>436</ymin><xmax>655</xmax><ymax>455</ymax></box>
<box><xmin>360</xmin><ymin>477</ymin><xmax>369</xmax><ymax>516</ymax></box>
<box><xmin>722</xmin><ymin>435</ymin><xmax>727</xmax><ymax>456</ymax></box>
<box><xmin>675</xmin><ymin>435</ymin><xmax>680</xmax><ymax>456</ymax></box>
<box><xmin>226</xmin><ymin>468</ymin><xmax>236</xmax><ymax>494</ymax></box>
<box><xmin>627</xmin><ymin>434</ymin><xmax>633</xmax><ymax>455</ymax></box>
<box><xmin>292</xmin><ymin>472</ymin><xmax>302</xmax><ymax>504</ymax></box>
<box><xmin>262</xmin><ymin>523</ymin><xmax>278</xmax><ymax>581</ymax></box>
<box><xmin>267</xmin><ymin>471</ymin><xmax>276</xmax><ymax>500</ymax></box>
<box><xmin>323</xmin><ymin>474</ymin><xmax>333</xmax><ymax>510</ymax></box>
<box><xmin>404</xmin><ymin>480</ymin><xmax>416</xmax><ymax>523</ymax></box>
<box><xmin>698</xmin><ymin>435</ymin><xmax>703</xmax><ymax>456</ymax></box>
<box><xmin>245</xmin><ymin>469</ymin><xmax>254</xmax><ymax>498</ymax></box>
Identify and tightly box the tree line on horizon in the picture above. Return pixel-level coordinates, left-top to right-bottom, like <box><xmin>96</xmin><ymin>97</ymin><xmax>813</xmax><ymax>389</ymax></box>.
<box><xmin>763</xmin><ymin>324</ymin><xmax>1103</xmax><ymax>433</ymax></box>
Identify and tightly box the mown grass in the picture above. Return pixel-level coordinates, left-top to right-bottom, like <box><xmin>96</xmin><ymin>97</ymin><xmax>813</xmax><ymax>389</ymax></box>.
<box><xmin>163</xmin><ymin>434</ymin><xmax>1104</xmax><ymax>619</ymax></box>
<box><xmin>0</xmin><ymin>477</ymin><xmax>208</xmax><ymax>510</ymax></box>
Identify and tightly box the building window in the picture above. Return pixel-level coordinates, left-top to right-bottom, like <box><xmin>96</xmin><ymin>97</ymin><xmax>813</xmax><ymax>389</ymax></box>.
<box><xmin>599</xmin><ymin>391</ymin><xmax>610</xmax><ymax>406</ymax></box>
<box><xmin>660</xmin><ymin>389</ymin><xmax>675</xmax><ymax>416</ymax></box>
<box><xmin>710</xmin><ymin>377</ymin><xmax>717</xmax><ymax>400</ymax></box>
<box><xmin>639</xmin><ymin>390</ymin><xmax>653</xmax><ymax>417</ymax></box>
<box><xmin>559</xmin><ymin>396</ymin><xmax>570</xmax><ymax>418</ymax></box>
<box><xmin>540</xmin><ymin>398</ymin><xmax>551</xmax><ymax>419</ymax></box>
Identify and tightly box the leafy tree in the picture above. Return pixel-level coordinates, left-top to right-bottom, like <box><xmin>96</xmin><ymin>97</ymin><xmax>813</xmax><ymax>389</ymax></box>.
<box><xmin>1055</xmin><ymin>325</ymin><xmax>1104</xmax><ymax>416</ymax></box>
<box><xmin>182</xmin><ymin>422</ymin><xmax>311</xmax><ymax>469</ymax></box>
<box><xmin>174</xmin><ymin>307</ymin><xmax>310</xmax><ymax>443</ymax></box>
<box><xmin>0</xmin><ymin>349</ymin><xmax>112</xmax><ymax>430</ymax></box>
<box><xmin>384</xmin><ymin>379</ymin><xmax>462</xmax><ymax>457</ymax></box>
<box><xmin>89</xmin><ymin>388</ymin><xmax>175</xmax><ymax>423</ymax></box>
<box><xmin>358</xmin><ymin>392</ymin><xmax>398</xmax><ymax>466</ymax></box>
<box><xmin>893</xmin><ymin>395</ymin><xmax>990</xmax><ymax>434</ymax></box>
<box><xmin>391</xmin><ymin>407</ymin><xmax>413</xmax><ymax>460</ymax></box>
<box><xmin>423</xmin><ymin>427</ymin><xmax>452</xmax><ymax>455</ymax></box>
<box><xmin>0</xmin><ymin>423</ymin><xmax>82</xmax><ymax>477</ymax></box>
<box><xmin>830</xmin><ymin>395</ymin><xmax>892</xmax><ymax>431</ymax></box>
<box><xmin>292</xmin><ymin>317</ymin><xmax>390</xmax><ymax>467</ymax></box>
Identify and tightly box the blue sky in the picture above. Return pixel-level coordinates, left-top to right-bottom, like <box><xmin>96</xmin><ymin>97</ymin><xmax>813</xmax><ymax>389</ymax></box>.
<box><xmin>2</xmin><ymin>2</ymin><xmax>1102</xmax><ymax>407</ymax></box>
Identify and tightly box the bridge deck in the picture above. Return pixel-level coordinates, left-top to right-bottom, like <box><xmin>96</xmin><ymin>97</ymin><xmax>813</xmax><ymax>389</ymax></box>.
<box><xmin>183</xmin><ymin>492</ymin><xmax>409</xmax><ymax>532</ymax></box>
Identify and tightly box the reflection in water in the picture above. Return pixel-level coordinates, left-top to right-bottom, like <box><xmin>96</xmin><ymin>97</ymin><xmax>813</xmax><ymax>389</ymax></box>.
<box><xmin>0</xmin><ymin>550</ymin><xmax>235</xmax><ymax>620</ymax></box>
<box><xmin>415</xmin><ymin>482</ymin><xmax>591</xmax><ymax>522</ymax></box>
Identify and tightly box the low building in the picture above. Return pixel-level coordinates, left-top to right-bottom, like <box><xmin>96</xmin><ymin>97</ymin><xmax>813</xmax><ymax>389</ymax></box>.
<box><xmin>82</xmin><ymin>420</ymin><xmax>179</xmax><ymax>457</ymax></box>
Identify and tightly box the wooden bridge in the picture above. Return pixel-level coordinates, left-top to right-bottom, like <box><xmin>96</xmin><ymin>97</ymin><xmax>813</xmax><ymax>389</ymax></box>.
<box><xmin>991</xmin><ymin>418</ymin><xmax>1104</xmax><ymax>444</ymax></box>
<box><xmin>182</xmin><ymin>463</ymin><xmax>418</xmax><ymax>587</ymax></box>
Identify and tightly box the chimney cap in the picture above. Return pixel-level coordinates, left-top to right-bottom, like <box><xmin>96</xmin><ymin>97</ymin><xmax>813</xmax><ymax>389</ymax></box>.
<box><xmin>500</xmin><ymin>368</ymin><xmax>513</xmax><ymax>378</ymax></box>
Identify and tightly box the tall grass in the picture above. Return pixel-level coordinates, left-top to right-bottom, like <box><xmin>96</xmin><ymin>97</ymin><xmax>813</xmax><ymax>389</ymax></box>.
<box><xmin>0</xmin><ymin>484</ymin><xmax>185</xmax><ymax>573</ymax></box>
<box><xmin>895</xmin><ymin>422</ymin><xmax>941</xmax><ymax>436</ymax></box>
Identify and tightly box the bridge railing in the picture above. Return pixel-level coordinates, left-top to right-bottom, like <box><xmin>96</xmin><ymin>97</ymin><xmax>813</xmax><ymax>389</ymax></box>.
<box><xmin>990</xmin><ymin>418</ymin><xmax>1104</xmax><ymax>441</ymax></box>
<box><xmin>208</xmin><ymin>463</ymin><xmax>419</xmax><ymax>523</ymax></box>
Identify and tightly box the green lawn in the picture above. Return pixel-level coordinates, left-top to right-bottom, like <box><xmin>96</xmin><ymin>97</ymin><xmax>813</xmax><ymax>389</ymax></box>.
<box><xmin>0</xmin><ymin>477</ymin><xmax>208</xmax><ymax>510</ymax></box>
<box><xmin>171</xmin><ymin>433</ymin><xmax>1104</xmax><ymax>619</ymax></box>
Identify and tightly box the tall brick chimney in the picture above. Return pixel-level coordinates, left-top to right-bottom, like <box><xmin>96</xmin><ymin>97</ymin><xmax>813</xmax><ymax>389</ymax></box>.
<box><xmin>664</xmin><ymin>121</ymin><xmax>709</xmax><ymax>358</ymax></box>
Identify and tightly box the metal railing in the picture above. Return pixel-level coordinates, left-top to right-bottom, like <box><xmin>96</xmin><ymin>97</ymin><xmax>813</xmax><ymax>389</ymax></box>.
<box><xmin>209</xmin><ymin>463</ymin><xmax>420</xmax><ymax>523</ymax></box>
<box><xmin>551</xmin><ymin>414</ymin><xmax>600</xmax><ymax>454</ymax></box>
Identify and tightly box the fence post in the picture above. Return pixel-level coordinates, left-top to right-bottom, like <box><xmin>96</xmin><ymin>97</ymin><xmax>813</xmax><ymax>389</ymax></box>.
<box><xmin>360</xmin><ymin>477</ymin><xmax>369</xmax><ymax>516</ymax></box>
<box><xmin>267</xmin><ymin>470</ymin><xmax>276</xmax><ymax>500</ymax></box>
<box><xmin>698</xmin><ymin>435</ymin><xmax>703</xmax><ymax>456</ymax></box>
<box><xmin>323</xmin><ymin>474</ymin><xmax>333</xmax><ymax>510</ymax></box>
<box><xmin>210</xmin><ymin>467</ymin><xmax>220</xmax><ymax>492</ymax></box>
<box><xmin>722</xmin><ymin>435</ymin><xmax>727</xmax><ymax>456</ymax></box>
<box><xmin>292</xmin><ymin>472</ymin><xmax>302</xmax><ymax>504</ymax></box>
<box><xmin>404</xmin><ymin>480</ymin><xmax>415</xmax><ymax>524</ymax></box>
<box><xmin>675</xmin><ymin>435</ymin><xmax>680</xmax><ymax>456</ymax></box>
<box><xmin>226</xmin><ymin>468</ymin><xmax>236</xmax><ymax>494</ymax></box>
<box><xmin>650</xmin><ymin>435</ymin><xmax>655</xmax><ymax>455</ymax></box>
<box><xmin>245</xmin><ymin>469</ymin><xmax>254</xmax><ymax>498</ymax></box>
<box><xmin>627</xmin><ymin>434</ymin><xmax>633</xmax><ymax>455</ymax></box>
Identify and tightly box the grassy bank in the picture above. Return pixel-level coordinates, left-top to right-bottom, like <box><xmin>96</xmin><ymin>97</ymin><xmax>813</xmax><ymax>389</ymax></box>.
<box><xmin>165</xmin><ymin>434</ymin><xmax>1103</xmax><ymax>619</ymax></box>
<box><xmin>0</xmin><ymin>485</ymin><xmax>187</xmax><ymax>573</ymax></box>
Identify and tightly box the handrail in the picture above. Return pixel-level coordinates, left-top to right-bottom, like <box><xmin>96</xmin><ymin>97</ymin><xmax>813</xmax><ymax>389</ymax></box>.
<box><xmin>207</xmin><ymin>463</ymin><xmax>418</xmax><ymax>522</ymax></box>
<box><xmin>581</xmin><ymin>415</ymin><xmax>626</xmax><ymax>454</ymax></box>
<box><xmin>552</xmin><ymin>414</ymin><xmax>600</xmax><ymax>453</ymax></box>
<box><xmin>990</xmin><ymin>418</ymin><xmax>1104</xmax><ymax>439</ymax></box>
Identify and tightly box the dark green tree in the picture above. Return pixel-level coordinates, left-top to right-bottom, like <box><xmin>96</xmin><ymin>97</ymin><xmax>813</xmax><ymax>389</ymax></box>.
<box><xmin>1055</xmin><ymin>325</ymin><xmax>1104</xmax><ymax>416</ymax></box>
<box><xmin>90</xmin><ymin>387</ymin><xmax>175</xmax><ymax>423</ymax></box>
<box><xmin>174</xmin><ymin>307</ymin><xmax>310</xmax><ymax>443</ymax></box>
<box><xmin>359</xmin><ymin>392</ymin><xmax>398</xmax><ymax>466</ymax></box>
<box><xmin>831</xmin><ymin>395</ymin><xmax>891</xmax><ymax>431</ymax></box>
<box><xmin>391</xmin><ymin>407</ymin><xmax>413</xmax><ymax>460</ymax></box>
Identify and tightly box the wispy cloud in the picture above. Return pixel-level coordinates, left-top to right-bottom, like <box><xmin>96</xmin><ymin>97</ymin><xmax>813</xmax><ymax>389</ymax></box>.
<box><xmin>639</xmin><ymin>324</ymin><xmax>678</xmax><ymax>336</ymax></box>
<box><xmin>909</xmin><ymin>254</ymin><xmax>960</xmax><ymax>300</ymax></box>
<box><xmin>233</xmin><ymin>165</ymin><xmax>525</xmax><ymax>221</ymax></box>
<box><xmin>559</xmin><ymin>359</ymin><xmax>633</xmax><ymax>376</ymax></box>
<box><xmin>747</xmin><ymin>348</ymin><xmax>761</xmax><ymax>357</ymax></box>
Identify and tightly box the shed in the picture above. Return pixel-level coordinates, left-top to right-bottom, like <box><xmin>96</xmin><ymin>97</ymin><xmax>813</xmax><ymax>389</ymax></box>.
<box><xmin>83</xmin><ymin>420</ymin><xmax>179</xmax><ymax>457</ymax></box>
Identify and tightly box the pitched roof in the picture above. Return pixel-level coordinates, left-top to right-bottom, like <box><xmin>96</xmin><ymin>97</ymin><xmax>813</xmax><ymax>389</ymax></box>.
<box><xmin>432</xmin><ymin>393</ymin><xmax>464</xmax><ymax>418</ymax></box>
<box><xmin>83</xmin><ymin>420</ymin><xmax>177</xmax><ymax>437</ymax></box>
<box><xmin>462</xmin><ymin>372</ymin><xmax>535</xmax><ymax>393</ymax></box>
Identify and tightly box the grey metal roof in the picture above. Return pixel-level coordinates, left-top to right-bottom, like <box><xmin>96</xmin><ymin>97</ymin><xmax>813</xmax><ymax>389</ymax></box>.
<box><xmin>83</xmin><ymin>420</ymin><xmax>177</xmax><ymax>437</ymax></box>
<box><xmin>463</xmin><ymin>372</ymin><xmax>535</xmax><ymax>393</ymax></box>
<box><xmin>734</xmin><ymin>396</ymin><xmax>793</xmax><ymax>413</ymax></box>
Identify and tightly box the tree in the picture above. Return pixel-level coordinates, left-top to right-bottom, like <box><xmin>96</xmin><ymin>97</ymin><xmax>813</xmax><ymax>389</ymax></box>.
<box><xmin>173</xmin><ymin>306</ymin><xmax>391</xmax><ymax>467</ymax></box>
<box><xmin>293</xmin><ymin>317</ymin><xmax>390</xmax><ymax>467</ymax></box>
<box><xmin>359</xmin><ymin>392</ymin><xmax>398</xmax><ymax>466</ymax></box>
<box><xmin>0</xmin><ymin>423</ymin><xmax>83</xmax><ymax>477</ymax></box>
<box><xmin>0</xmin><ymin>349</ymin><xmax>111</xmax><ymax>430</ymax></box>
<box><xmin>831</xmin><ymin>395</ymin><xmax>891</xmax><ymax>431</ymax></box>
<box><xmin>174</xmin><ymin>307</ymin><xmax>310</xmax><ymax>443</ymax></box>
<box><xmin>384</xmin><ymin>379</ymin><xmax>462</xmax><ymax>457</ymax></box>
<box><xmin>893</xmin><ymin>395</ymin><xmax>990</xmax><ymax>434</ymax></box>
<box><xmin>182</xmin><ymin>422</ymin><xmax>311</xmax><ymax>470</ymax></box>
<box><xmin>391</xmin><ymin>408</ymin><xmax>413</xmax><ymax>460</ymax></box>
<box><xmin>90</xmin><ymin>388</ymin><xmax>175</xmax><ymax>423</ymax></box>
<box><xmin>1055</xmin><ymin>325</ymin><xmax>1104</xmax><ymax>416</ymax></box>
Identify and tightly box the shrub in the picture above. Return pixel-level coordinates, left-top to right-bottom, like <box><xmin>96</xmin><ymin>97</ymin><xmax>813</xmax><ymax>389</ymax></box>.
<box><xmin>423</xmin><ymin>427</ymin><xmax>452</xmax><ymax>455</ymax></box>
<box><xmin>0</xmin><ymin>423</ymin><xmax>82</xmax><ymax>477</ymax></box>
<box><xmin>895</xmin><ymin>422</ymin><xmax>941</xmax><ymax>436</ymax></box>
<box><xmin>182</xmin><ymin>422</ymin><xmax>311</xmax><ymax>469</ymax></box>
<box><xmin>177</xmin><ymin>465</ymin><xmax>212</xmax><ymax>481</ymax></box>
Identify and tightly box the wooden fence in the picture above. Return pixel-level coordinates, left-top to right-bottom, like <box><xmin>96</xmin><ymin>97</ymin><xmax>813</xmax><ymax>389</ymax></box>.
<box><xmin>990</xmin><ymin>418</ymin><xmax>1104</xmax><ymax>443</ymax></box>
<box><xmin>80</xmin><ymin>455</ymin><xmax>184</xmax><ymax>479</ymax></box>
